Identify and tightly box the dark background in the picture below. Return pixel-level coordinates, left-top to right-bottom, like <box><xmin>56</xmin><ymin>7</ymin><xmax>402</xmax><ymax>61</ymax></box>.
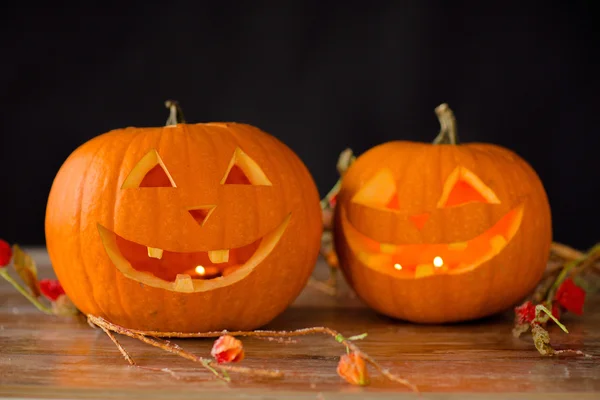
<box><xmin>0</xmin><ymin>2</ymin><xmax>598</xmax><ymax>249</ymax></box>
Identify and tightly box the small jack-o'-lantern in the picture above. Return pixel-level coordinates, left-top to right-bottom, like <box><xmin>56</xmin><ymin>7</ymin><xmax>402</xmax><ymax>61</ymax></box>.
<box><xmin>334</xmin><ymin>104</ymin><xmax>552</xmax><ymax>323</ymax></box>
<box><xmin>45</xmin><ymin>102</ymin><xmax>322</xmax><ymax>332</ymax></box>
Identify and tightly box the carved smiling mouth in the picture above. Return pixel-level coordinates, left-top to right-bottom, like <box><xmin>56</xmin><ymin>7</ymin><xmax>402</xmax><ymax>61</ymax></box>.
<box><xmin>97</xmin><ymin>214</ymin><xmax>290</xmax><ymax>293</ymax></box>
<box><xmin>340</xmin><ymin>205</ymin><xmax>524</xmax><ymax>278</ymax></box>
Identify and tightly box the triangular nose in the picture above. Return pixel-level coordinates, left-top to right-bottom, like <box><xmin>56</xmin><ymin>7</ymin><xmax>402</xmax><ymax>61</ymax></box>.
<box><xmin>409</xmin><ymin>212</ymin><xmax>430</xmax><ymax>230</ymax></box>
<box><xmin>188</xmin><ymin>205</ymin><xmax>216</xmax><ymax>227</ymax></box>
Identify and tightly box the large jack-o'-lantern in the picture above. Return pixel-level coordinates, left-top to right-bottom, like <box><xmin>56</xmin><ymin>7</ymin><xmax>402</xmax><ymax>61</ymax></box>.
<box><xmin>334</xmin><ymin>104</ymin><xmax>552</xmax><ymax>323</ymax></box>
<box><xmin>45</xmin><ymin>102</ymin><xmax>322</xmax><ymax>332</ymax></box>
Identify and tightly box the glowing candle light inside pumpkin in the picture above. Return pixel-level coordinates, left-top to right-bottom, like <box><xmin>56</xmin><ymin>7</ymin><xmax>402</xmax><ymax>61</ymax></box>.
<box><xmin>394</xmin><ymin>263</ymin><xmax>403</xmax><ymax>270</ymax></box>
<box><xmin>190</xmin><ymin>265</ymin><xmax>221</xmax><ymax>279</ymax></box>
<box><xmin>433</xmin><ymin>256</ymin><xmax>444</xmax><ymax>268</ymax></box>
<box><xmin>195</xmin><ymin>265</ymin><xmax>206</xmax><ymax>276</ymax></box>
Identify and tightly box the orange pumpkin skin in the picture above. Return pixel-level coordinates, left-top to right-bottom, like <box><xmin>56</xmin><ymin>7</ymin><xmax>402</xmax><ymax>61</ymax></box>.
<box><xmin>334</xmin><ymin>141</ymin><xmax>552</xmax><ymax>323</ymax></box>
<box><xmin>45</xmin><ymin>122</ymin><xmax>322</xmax><ymax>332</ymax></box>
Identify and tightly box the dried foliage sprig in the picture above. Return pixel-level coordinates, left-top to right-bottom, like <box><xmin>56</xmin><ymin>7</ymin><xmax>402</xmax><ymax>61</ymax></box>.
<box><xmin>0</xmin><ymin>240</ymin><xmax>78</xmax><ymax>316</ymax></box>
<box><xmin>87</xmin><ymin>315</ymin><xmax>282</xmax><ymax>382</ymax></box>
<box><xmin>87</xmin><ymin>314</ymin><xmax>418</xmax><ymax>391</ymax></box>
<box><xmin>309</xmin><ymin>148</ymin><xmax>356</xmax><ymax>296</ymax></box>
<box><xmin>512</xmin><ymin>242</ymin><xmax>600</xmax><ymax>356</ymax></box>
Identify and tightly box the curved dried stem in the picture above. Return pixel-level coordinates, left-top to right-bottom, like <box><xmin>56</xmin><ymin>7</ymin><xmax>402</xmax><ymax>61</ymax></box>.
<box><xmin>88</xmin><ymin>315</ymin><xmax>283</xmax><ymax>382</ymax></box>
<box><xmin>306</xmin><ymin>277</ymin><xmax>337</xmax><ymax>296</ymax></box>
<box><xmin>121</xmin><ymin>324</ymin><xmax>417</xmax><ymax>392</ymax></box>
<box><xmin>100</xmin><ymin>324</ymin><xmax>135</xmax><ymax>365</ymax></box>
<box><xmin>88</xmin><ymin>315</ymin><xmax>416</xmax><ymax>391</ymax></box>
<box><xmin>551</xmin><ymin>242</ymin><xmax>584</xmax><ymax>261</ymax></box>
<box><xmin>99</xmin><ymin>322</ymin><xmax>185</xmax><ymax>379</ymax></box>
<box><xmin>164</xmin><ymin>100</ymin><xmax>186</xmax><ymax>126</ymax></box>
<box><xmin>433</xmin><ymin>103</ymin><xmax>458</xmax><ymax>145</ymax></box>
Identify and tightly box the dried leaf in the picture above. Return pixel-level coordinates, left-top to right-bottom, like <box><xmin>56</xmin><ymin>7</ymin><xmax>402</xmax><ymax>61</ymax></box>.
<box><xmin>531</xmin><ymin>325</ymin><xmax>555</xmax><ymax>356</ymax></box>
<box><xmin>51</xmin><ymin>294</ymin><xmax>79</xmax><ymax>316</ymax></box>
<box><xmin>11</xmin><ymin>245</ymin><xmax>40</xmax><ymax>297</ymax></box>
<box><xmin>512</xmin><ymin>323</ymin><xmax>530</xmax><ymax>338</ymax></box>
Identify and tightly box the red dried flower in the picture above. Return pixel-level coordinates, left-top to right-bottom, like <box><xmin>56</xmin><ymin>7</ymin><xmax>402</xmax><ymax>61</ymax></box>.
<box><xmin>337</xmin><ymin>352</ymin><xmax>370</xmax><ymax>386</ymax></box>
<box><xmin>210</xmin><ymin>335</ymin><xmax>245</xmax><ymax>363</ymax></box>
<box><xmin>515</xmin><ymin>301</ymin><xmax>536</xmax><ymax>324</ymax></box>
<box><xmin>40</xmin><ymin>279</ymin><xmax>66</xmax><ymax>301</ymax></box>
<box><xmin>555</xmin><ymin>278</ymin><xmax>586</xmax><ymax>315</ymax></box>
<box><xmin>0</xmin><ymin>239</ymin><xmax>12</xmax><ymax>267</ymax></box>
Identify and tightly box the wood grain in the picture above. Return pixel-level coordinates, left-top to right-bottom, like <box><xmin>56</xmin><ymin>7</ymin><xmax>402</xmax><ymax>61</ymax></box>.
<box><xmin>1</xmin><ymin>248</ymin><xmax>599</xmax><ymax>399</ymax></box>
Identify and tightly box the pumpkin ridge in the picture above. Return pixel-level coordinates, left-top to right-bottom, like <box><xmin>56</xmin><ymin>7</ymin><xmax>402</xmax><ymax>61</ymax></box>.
<box><xmin>198</xmin><ymin>123</ymin><xmax>229</xmax><ymax>251</ymax></box>
<box><xmin>271</xmin><ymin>132</ymin><xmax>319</xmax><ymax>303</ymax></box>
<box><xmin>230</xmin><ymin>124</ymin><xmax>284</xmax><ymax>322</ymax></box>
<box><xmin>241</xmin><ymin>126</ymin><xmax>276</xmax><ymax>323</ymax></box>
<box><xmin>81</xmin><ymin>135</ymin><xmax>119</xmax><ymax>318</ymax></box>
<box><xmin>461</xmin><ymin>146</ymin><xmax>507</xmax><ymax>316</ymax></box>
<box><xmin>112</xmin><ymin>128</ymin><xmax>147</xmax><ymax>325</ymax></box>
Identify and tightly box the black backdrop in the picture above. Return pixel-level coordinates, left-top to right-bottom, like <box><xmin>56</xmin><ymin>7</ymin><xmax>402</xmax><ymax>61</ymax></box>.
<box><xmin>0</xmin><ymin>1</ymin><xmax>598</xmax><ymax>248</ymax></box>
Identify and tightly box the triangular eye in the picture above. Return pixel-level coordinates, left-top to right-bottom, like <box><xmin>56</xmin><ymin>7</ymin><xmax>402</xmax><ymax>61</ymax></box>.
<box><xmin>437</xmin><ymin>166</ymin><xmax>500</xmax><ymax>207</ymax></box>
<box><xmin>352</xmin><ymin>168</ymin><xmax>399</xmax><ymax>209</ymax></box>
<box><xmin>122</xmin><ymin>149</ymin><xmax>176</xmax><ymax>189</ymax></box>
<box><xmin>220</xmin><ymin>147</ymin><xmax>272</xmax><ymax>186</ymax></box>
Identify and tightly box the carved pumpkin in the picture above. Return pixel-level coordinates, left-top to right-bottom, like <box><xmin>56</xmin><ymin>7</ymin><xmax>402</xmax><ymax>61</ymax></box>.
<box><xmin>45</xmin><ymin>104</ymin><xmax>322</xmax><ymax>332</ymax></box>
<box><xmin>334</xmin><ymin>104</ymin><xmax>552</xmax><ymax>323</ymax></box>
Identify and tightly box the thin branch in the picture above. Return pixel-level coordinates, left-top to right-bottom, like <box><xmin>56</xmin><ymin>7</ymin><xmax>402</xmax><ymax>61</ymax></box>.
<box><xmin>116</xmin><ymin>323</ymin><xmax>417</xmax><ymax>392</ymax></box>
<box><xmin>100</xmin><ymin>324</ymin><xmax>135</xmax><ymax>365</ymax></box>
<box><xmin>306</xmin><ymin>277</ymin><xmax>337</xmax><ymax>296</ymax></box>
<box><xmin>99</xmin><ymin>323</ymin><xmax>186</xmax><ymax>379</ymax></box>
<box><xmin>551</xmin><ymin>242</ymin><xmax>584</xmax><ymax>261</ymax></box>
<box><xmin>88</xmin><ymin>315</ymin><xmax>283</xmax><ymax>382</ymax></box>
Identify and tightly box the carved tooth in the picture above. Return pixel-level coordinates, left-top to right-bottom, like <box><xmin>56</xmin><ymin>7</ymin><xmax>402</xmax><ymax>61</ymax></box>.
<box><xmin>380</xmin><ymin>243</ymin><xmax>397</xmax><ymax>254</ymax></box>
<box><xmin>208</xmin><ymin>249</ymin><xmax>230</xmax><ymax>264</ymax></box>
<box><xmin>174</xmin><ymin>274</ymin><xmax>194</xmax><ymax>293</ymax></box>
<box><xmin>415</xmin><ymin>264</ymin><xmax>435</xmax><ymax>278</ymax></box>
<box><xmin>490</xmin><ymin>235</ymin><xmax>507</xmax><ymax>253</ymax></box>
<box><xmin>448</xmin><ymin>241</ymin><xmax>468</xmax><ymax>251</ymax></box>
<box><xmin>147</xmin><ymin>247</ymin><xmax>164</xmax><ymax>259</ymax></box>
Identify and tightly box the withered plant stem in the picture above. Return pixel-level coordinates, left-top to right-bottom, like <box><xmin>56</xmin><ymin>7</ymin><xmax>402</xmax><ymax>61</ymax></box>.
<box><xmin>88</xmin><ymin>315</ymin><xmax>283</xmax><ymax>382</ymax></box>
<box><xmin>87</xmin><ymin>315</ymin><xmax>417</xmax><ymax>391</ymax></box>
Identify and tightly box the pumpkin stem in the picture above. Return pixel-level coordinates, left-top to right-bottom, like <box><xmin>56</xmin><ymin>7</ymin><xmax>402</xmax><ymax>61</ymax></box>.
<box><xmin>432</xmin><ymin>103</ymin><xmax>458</xmax><ymax>145</ymax></box>
<box><xmin>164</xmin><ymin>100</ymin><xmax>186</xmax><ymax>126</ymax></box>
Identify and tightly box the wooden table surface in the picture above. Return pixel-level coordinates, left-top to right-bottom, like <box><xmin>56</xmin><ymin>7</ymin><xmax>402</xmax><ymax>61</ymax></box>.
<box><xmin>1</xmin><ymin>248</ymin><xmax>599</xmax><ymax>400</ymax></box>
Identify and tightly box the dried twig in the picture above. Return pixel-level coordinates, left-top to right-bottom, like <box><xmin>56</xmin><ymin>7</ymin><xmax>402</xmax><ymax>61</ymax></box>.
<box><xmin>99</xmin><ymin>322</ymin><xmax>185</xmax><ymax>379</ymax></box>
<box><xmin>123</xmin><ymin>324</ymin><xmax>417</xmax><ymax>391</ymax></box>
<box><xmin>88</xmin><ymin>315</ymin><xmax>417</xmax><ymax>391</ymax></box>
<box><xmin>88</xmin><ymin>315</ymin><xmax>283</xmax><ymax>382</ymax></box>
<box><xmin>551</xmin><ymin>242</ymin><xmax>584</xmax><ymax>261</ymax></box>
<box><xmin>100</xmin><ymin>324</ymin><xmax>135</xmax><ymax>365</ymax></box>
<box><xmin>306</xmin><ymin>277</ymin><xmax>337</xmax><ymax>296</ymax></box>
